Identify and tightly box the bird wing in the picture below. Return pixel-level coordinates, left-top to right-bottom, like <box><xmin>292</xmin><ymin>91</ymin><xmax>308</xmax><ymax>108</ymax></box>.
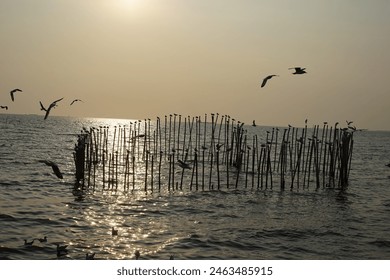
<box><xmin>44</xmin><ymin>108</ymin><xmax>51</xmax><ymax>120</ymax></box>
<box><xmin>51</xmin><ymin>164</ymin><xmax>63</xmax><ymax>179</ymax></box>
<box><xmin>39</xmin><ymin>101</ymin><xmax>47</xmax><ymax>111</ymax></box>
<box><xmin>53</xmin><ymin>97</ymin><xmax>64</xmax><ymax>104</ymax></box>
<box><xmin>38</xmin><ymin>160</ymin><xmax>51</xmax><ymax>166</ymax></box>
<box><xmin>10</xmin><ymin>92</ymin><xmax>14</xmax><ymax>101</ymax></box>
<box><xmin>45</xmin><ymin>97</ymin><xmax>63</xmax><ymax>118</ymax></box>
<box><xmin>261</xmin><ymin>75</ymin><xmax>277</xmax><ymax>88</ymax></box>
<box><xmin>70</xmin><ymin>100</ymin><xmax>76</xmax><ymax>105</ymax></box>
<box><xmin>261</xmin><ymin>77</ymin><xmax>268</xmax><ymax>88</ymax></box>
<box><xmin>39</xmin><ymin>160</ymin><xmax>63</xmax><ymax>178</ymax></box>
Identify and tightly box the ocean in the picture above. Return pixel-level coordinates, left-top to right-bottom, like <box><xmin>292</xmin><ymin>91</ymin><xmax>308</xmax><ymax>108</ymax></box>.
<box><xmin>1</xmin><ymin>114</ymin><xmax>390</xmax><ymax>260</ymax></box>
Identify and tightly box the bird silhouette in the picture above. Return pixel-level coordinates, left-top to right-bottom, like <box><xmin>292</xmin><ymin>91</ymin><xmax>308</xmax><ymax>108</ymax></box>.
<box><xmin>39</xmin><ymin>101</ymin><xmax>46</xmax><ymax>112</ymax></box>
<box><xmin>112</xmin><ymin>227</ymin><xmax>118</xmax><ymax>236</ymax></box>
<box><xmin>70</xmin><ymin>99</ymin><xmax>83</xmax><ymax>105</ymax></box>
<box><xmin>252</xmin><ymin>120</ymin><xmax>256</xmax><ymax>127</ymax></box>
<box><xmin>56</xmin><ymin>244</ymin><xmax>68</xmax><ymax>256</ymax></box>
<box><xmin>134</xmin><ymin>250</ymin><xmax>140</xmax><ymax>260</ymax></box>
<box><xmin>38</xmin><ymin>236</ymin><xmax>47</xmax><ymax>243</ymax></box>
<box><xmin>289</xmin><ymin>67</ymin><xmax>307</xmax><ymax>74</ymax></box>
<box><xmin>24</xmin><ymin>239</ymin><xmax>35</xmax><ymax>246</ymax></box>
<box><xmin>86</xmin><ymin>253</ymin><xmax>96</xmax><ymax>260</ymax></box>
<box><xmin>0</xmin><ymin>106</ymin><xmax>8</xmax><ymax>110</ymax></box>
<box><xmin>57</xmin><ymin>244</ymin><xmax>68</xmax><ymax>251</ymax></box>
<box><xmin>10</xmin><ymin>89</ymin><xmax>22</xmax><ymax>102</ymax></box>
<box><xmin>177</xmin><ymin>159</ymin><xmax>191</xmax><ymax>169</ymax></box>
<box><xmin>261</xmin><ymin>75</ymin><xmax>278</xmax><ymax>88</ymax></box>
<box><xmin>38</xmin><ymin>160</ymin><xmax>63</xmax><ymax>179</ymax></box>
<box><xmin>39</xmin><ymin>97</ymin><xmax>63</xmax><ymax>120</ymax></box>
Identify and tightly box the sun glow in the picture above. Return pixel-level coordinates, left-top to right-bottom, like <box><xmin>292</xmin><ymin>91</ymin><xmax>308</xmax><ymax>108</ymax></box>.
<box><xmin>115</xmin><ymin>0</ymin><xmax>143</xmax><ymax>10</ymax></box>
<box><xmin>106</xmin><ymin>0</ymin><xmax>150</xmax><ymax>18</ymax></box>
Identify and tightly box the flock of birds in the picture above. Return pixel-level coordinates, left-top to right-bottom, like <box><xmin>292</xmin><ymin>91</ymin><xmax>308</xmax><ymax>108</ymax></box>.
<box><xmin>23</xmin><ymin>227</ymin><xmax>174</xmax><ymax>260</ymax></box>
<box><xmin>7</xmin><ymin>65</ymin><xmax>389</xmax><ymax>260</ymax></box>
<box><xmin>1</xmin><ymin>90</ymin><xmax>83</xmax><ymax>178</ymax></box>
<box><xmin>261</xmin><ymin>67</ymin><xmax>307</xmax><ymax>88</ymax></box>
<box><xmin>0</xmin><ymin>88</ymin><xmax>83</xmax><ymax>119</ymax></box>
<box><xmin>1</xmin><ymin>67</ymin><xmax>300</xmax><ymax>113</ymax></box>
<box><xmin>0</xmin><ymin>89</ymin><xmax>84</xmax><ymax>178</ymax></box>
<box><xmin>0</xmin><ymin>68</ymin><xmax>304</xmax><ymax>179</ymax></box>
<box><xmin>23</xmin><ymin>235</ymin><xmax>94</xmax><ymax>259</ymax></box>
<box><xmin>0</xmin><ymin>66</ymin><xmax>301</xmax><ymax>113</ymax></box>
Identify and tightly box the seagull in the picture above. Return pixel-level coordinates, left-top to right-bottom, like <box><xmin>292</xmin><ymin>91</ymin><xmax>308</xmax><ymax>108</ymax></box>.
<box><xmin>289</xmin><ymin>67</ymin><xmax>307</xmax><ymax>74</ymax></box>
<box><xmin>86</xmin><ymin>253</ymin><xmax>96</xmax><ymax>260</ymax></box>
<box><xmin>252</xmin><ymin>120</ymin><xmax>256</xmax><ymax>127</ymax></box>
<box><xmin>38</xmin><ymin>160</ymin><xmax>63</xmax><ymax>179</ymax></box>
<box><xmin>70</xmin><ymin>99</ymin><xmax>83</xmax><ymax>106</ymax></box>
<box><xmin>39</xmin><ymin>97</ymin><xmax>63</xmax><ymax>120</ymax></box>
<box><xmin>261</xmin><ymin>75</ymin><xmax>278</xmax><ymax>88</ymax></box>
<box><xmin>112</xmin><ymin>227</ymin><xmax>118</xmax><ymax>236</ymax></box>
<box><xmin>178</xmin><ymin>159</ymin><xmax>191</xmax><ymax>169</ymax></box>
<box><xmin>216</xmin><ymin>143</ymin><xmax>224</xmax><ymax>151</ymax></box>
<box><xmin>56</xmin><ymin>244</ymin><xmax>68</xmax><ymax>256</ymax></box>
<box><xmin>24</xmin><ymin>239</ymin><xmax>35</xmax><ymax>246</ymax></box>
<box><xmin>0</xmin><ymin>106</ymin><xmax>8</xmax><ymax>110</ymax></box>
<box><xmin>134</xmin><ymin>250</ymin><xmax>140</xmax><ymax>260</ymax></box>
<box><xmin>56</xmin><ymin>244</ymin><xmax>68</xmax><ymax>253</ymax></box>
<box><xmin>38</xmin><ymin>236</ymin><xmax>47</xmax><ymax>243</ymax></box>
<box><xmin>10</xmin><ymin>89</ymin><xmax>22</xmax><ymax>102</ymax></box>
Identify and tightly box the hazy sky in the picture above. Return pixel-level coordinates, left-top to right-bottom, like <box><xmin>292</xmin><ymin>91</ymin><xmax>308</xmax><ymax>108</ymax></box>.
<box><xmin>1</xmin><ymin>0</ymin><xmax>389</xmax><ymax>130</ymax></box>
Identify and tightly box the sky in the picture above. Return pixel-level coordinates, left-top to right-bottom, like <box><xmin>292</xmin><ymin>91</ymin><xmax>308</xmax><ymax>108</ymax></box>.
<box><xmin>0</xmin><ymin>0</ymin><xmax>389</xmax><ymax>130</ymax></box>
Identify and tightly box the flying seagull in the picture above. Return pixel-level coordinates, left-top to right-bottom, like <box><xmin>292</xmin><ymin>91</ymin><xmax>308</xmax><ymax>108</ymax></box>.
<box><xmin>178</xmin><ymin>159</ymin><xmax>191</xmax><ymax>169</ymax></box>
<box><xmin>38</xmin><ymin>160</ymin><xmax>63</xmax><ymax>179</ymax></box>
<box><xmin>289</xmin><ymin>67</ymin><xmax>307</xmax><ymax>74</ymax></box>
<box><xmin>0</xmin><ymin>106</ymin><xmax>8</xmax><ymax>110</ymax></box>
<box><xmin>261</xmin><ymin>75</ymin><xmax>278</xmax><ymax>88</ymax></box>
<box><xmin>10</xmin><ymin>88</ymin><xmax>22</xmax><ymax>102</ymax></box>
<box><xmin>70</xmin><ymin>99</ymin><xmax>83</xmax><ymax>106</ymax></box>
<box><xmin>39</xmin><ymin>97</ymin><xmax>64</xmax><ymax>120</ymax></box>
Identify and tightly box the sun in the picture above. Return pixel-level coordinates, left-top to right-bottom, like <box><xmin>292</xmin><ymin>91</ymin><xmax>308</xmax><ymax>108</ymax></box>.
<box><xmin>117</xmin><ymin>0</ymin><xmax>142</xmax><ymax>9</ymax></box>
<box><xmin>109</xmin><ymin>0</ymin><xmax>148</xmax><ymax>15</ymax></box>
<box><xmin>104</xmin><ymin>0</ymin><xmax>150</xmax><ymax>20</ymax></box>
